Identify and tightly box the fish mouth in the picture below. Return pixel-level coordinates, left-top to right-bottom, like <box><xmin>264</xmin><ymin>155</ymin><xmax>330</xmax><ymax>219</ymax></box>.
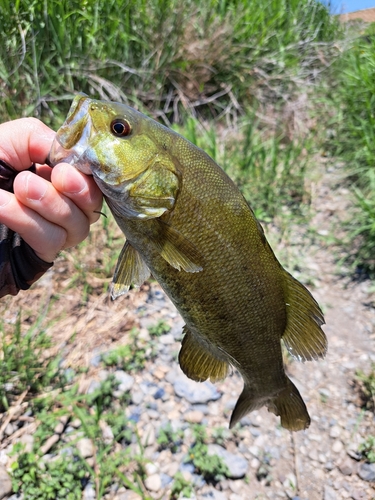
<box><xmin>47</xmin><ymin>94</ymin><xmax>94</xmax><ymax>175</ymax></box>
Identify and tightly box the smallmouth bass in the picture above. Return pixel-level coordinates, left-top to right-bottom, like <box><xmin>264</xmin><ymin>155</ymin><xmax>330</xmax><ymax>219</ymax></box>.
<box><xmin>48</xmin><ymin>94</ymin><xmax>327</xmax><ymax>431</ymax></box>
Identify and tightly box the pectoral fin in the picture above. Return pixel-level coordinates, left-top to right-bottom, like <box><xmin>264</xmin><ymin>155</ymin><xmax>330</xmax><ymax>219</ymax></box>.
<box><xmin>111</xmin><ymin>241</ymin><xmax>150</xmax><ymax>300</ymax></box>
<box><xmin>282</xmin><ymin>270</ymin><xmax>327</xmax><ymax>361</ymax></box>
<box><xmin>151</xmin><ymin>220</ymin><xmax>204</xmax><ymax>273</ymax></box>
<box><xmin>179</xmin><ymin>326</ymin><xmax>229</xmax><ymax>383</ymax></box>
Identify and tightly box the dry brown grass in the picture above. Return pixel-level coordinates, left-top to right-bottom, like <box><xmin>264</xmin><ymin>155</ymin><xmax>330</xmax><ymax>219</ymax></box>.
<box><xmin>0</xmin><ymin>213</ymin><xmax>149</xmax><ymax>370</ymax></box>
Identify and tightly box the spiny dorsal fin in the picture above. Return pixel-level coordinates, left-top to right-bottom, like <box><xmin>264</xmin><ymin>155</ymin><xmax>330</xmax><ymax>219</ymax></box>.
<box><xmin>179</xmin><ymin>326</ymin><xmax>229</xmax><ymax>383</ymax></box>
<box><xmin>151</xmin><ymin>220</ymin><xmax>204</xmax><ymax>273</ymax></box>
<box><xmin>111</xmin><ymin>241</ymin><xmax>150</xmax><ymax>300</ymax></box>
<box><xmin>282</xmin><ymin>270</ymin><xmax>327</xmax><ymax>362</ymax></box>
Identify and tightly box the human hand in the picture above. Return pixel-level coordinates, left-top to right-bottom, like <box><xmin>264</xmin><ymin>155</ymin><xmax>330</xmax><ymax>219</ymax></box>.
<box><xmin>0</xmin><ymin>117</ymin><xmax>103</xmax><ymax>263</ymax></box>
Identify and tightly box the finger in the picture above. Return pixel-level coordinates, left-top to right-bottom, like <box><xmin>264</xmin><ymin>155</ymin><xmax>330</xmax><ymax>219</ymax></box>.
<box><xmin>51</xmin><ymin>163</ymin><xmax>103</xmax><ymax>224</ymax></box>
<box><xmin>0</xmin><ymin>118</ymin><xmax>55</xmax><ymax>170</ymax></box>
<box><xmin>0</xmin><ymin>189</ymin><xmax>66</xmax><ymax>262</ymax></box>
<box><xmin>13</xmin><ymin>171</ymin><xmax>90</xmax><ymax>249</ymax></box>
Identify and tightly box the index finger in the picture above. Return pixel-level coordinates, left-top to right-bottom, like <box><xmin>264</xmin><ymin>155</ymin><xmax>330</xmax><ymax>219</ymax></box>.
<box><xmin>0</xmin><ymin>117</ymin><xmax>55</xmax><ymax>170</ymax></box>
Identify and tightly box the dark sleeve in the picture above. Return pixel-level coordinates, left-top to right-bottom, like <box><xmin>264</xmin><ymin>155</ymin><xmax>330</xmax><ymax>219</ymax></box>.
<box><xmin>0</xmin><ymin>160</ymin><xmax>53</xmax><ymax>297</ymax></box>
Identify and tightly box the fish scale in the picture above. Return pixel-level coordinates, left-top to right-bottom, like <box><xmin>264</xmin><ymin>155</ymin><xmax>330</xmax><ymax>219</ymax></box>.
<box><xmin>48</xmin><ymin>94</ymin><xmax>327</xmax><ymax>431</ymax></box>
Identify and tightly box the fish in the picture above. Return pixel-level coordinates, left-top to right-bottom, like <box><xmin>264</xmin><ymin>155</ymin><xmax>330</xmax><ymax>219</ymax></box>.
<box><xmin>48</xmin><ymin>94</ymin><xmax>327</xmax><ymax>431</ymax></box>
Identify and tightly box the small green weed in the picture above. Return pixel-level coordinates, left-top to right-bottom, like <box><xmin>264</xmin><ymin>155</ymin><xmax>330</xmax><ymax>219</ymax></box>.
<box><xmin>187</xmin><ymin>425</ymin><xmax>229</xmax><ymax>483</ymax></box>
<box><xmin>157</xmin><ymin>423</ymin><xmax>184</xmax><ymax>453</ymax></box>
<box><xmin>10</xmin><ymin>376</ymin><xmax>147</xmax><ymax>499</ymax></box>
<box><xmin>0</xmin><ymin>312</ymin><xmax>61</xmax><ymax>412</ymax></box>
<box><xmin>148</xmin><ymin>320</ymin><xmax>171</xmax><ymax>337</ymax></box>
<box><xmin>170</xmin><ymin>471</ymin><xmax>194</xmax><ymax>499</ymax></box>
<box><xmin>11</xmin><ymin>447</ymin><xmax>87</xmax><ymax>500</ymax></box>
<box><xmin>355</xmin><ymin>365</ymin><xmax>375</xmax><ymax>412</ymax></box>
<box><xmin>211</xmin><ymin>426</ymin><xmax>230</xmax><ymax>446</ymax></box>
<box><xmin>359</xmin><ymin>436</ymin><xmax>375</xmax><ymax>463</ymax></box>
<box><xmin>101</xmin><ymin>328</ymin><xmax>151</xmax><ymax>372</ymax></box>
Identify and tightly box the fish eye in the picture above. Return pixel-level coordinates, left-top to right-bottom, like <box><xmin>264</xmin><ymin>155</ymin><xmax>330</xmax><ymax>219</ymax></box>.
<box><xmin>110</xmin><ymin>119</ymin><xmax>131</xmax><ymax>137</ymax></box>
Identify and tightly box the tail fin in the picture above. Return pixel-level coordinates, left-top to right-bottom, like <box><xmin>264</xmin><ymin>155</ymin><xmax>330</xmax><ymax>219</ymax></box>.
<box><xmin>229</xmin><ymin>386</ymin><xmax>264</xmax><ymax>429</ymax></box>
<box><xmin>267</xmin><ymin>377</ymin><xmax>310</xmax><ymax>431</ymax></box>
<box><xmin>229</xmin><ymin>377</ymin><xmax>310</xmax><ymax>431</ymax></box>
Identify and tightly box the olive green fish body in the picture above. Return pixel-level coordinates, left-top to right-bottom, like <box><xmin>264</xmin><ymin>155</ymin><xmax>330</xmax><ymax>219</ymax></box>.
<box><xmin>48</xmin><ymin>95</ymin><xmax>327</xmax><ymax>431</ymax></box>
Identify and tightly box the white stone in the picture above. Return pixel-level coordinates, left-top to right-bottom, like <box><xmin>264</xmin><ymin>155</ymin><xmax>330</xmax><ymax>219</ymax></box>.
<box><xmin>144</xmin><ymin>473</ymin><xmax>162</xmax><ymax>492</ymax></box>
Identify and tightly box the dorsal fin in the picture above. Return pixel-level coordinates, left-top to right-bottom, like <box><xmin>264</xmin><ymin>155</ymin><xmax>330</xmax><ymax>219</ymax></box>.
<box><xmin>179</xmin><ymin>326</ymin><xmax>229</xmax><ymax>383</ymax></box>
<box><xmin>111</xmin><ymin>241</ymin><xmax>150</xmax><ymax>299</ymax></box>
<box><xmin>281</xmin><ymin>270</ymin><xmax>327</xmax><ymax>361</ymax></box>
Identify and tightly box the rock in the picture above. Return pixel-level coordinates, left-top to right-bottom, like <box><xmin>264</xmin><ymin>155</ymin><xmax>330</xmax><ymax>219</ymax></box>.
<box><xmin>82</xmin><ymin>482</ymin><xmax>96</xmax><ymax>499</ymax></box>
<box><xmin>332</xmin><ymin>440</ymin><xmax>344</xmax><ymax>453</ymax></box>
<box><xmin>4</xmin><ymin>423</ymin><xmax>14</xmax><ymax>436</ymax></box>
<box><xmin>140</xmin><ymin>424</ymin><xmax>156</xmax><ymax>447</ymax></box>
<box><xmin>0</xmin><ymin>451</ymin><xmax>8</xmax><ymax>466</ymax></box>
<box><xmin>87</xmin><ymin>380</ymin><xmax>101</xmax><ymax>394</ymax></box>
<box><xmin>77</xmin><ymin>438</ymin><xmax>94</xmax><ymax>458</ymax></box>
<box><xmin>99</xmin><ymin>420</ymin><xmax>114</xmax><ymax>444</ymax></box>
<box><xmin>329</xmin><ymin>425</ymin><xmax>341</xmax><ymax>439</ymax></box>
<box><xmin>144</xmin><ymin>473</ymin><xmax>162</xmax><ymax>492</ymax></box>
<box><xmin>207</xmin><ymin>444</ymin><xmax>248</xmax><ymax>479</ymax></box>
<box><xmin>173</xmin><ymin>375</ymin><xmax>221</xmax><ymax>404</ymax></box>
<box><xmin>358</xmin><ymin>462</ymin><xmax>375</xmax><ymax>482</ymax></box>
<box><xmin>114</xmin><ymin>491</ymin><xmax>143</xmax><ymax>500</ymax></box>
<box><xmin>159</xmin><ymin>333</ymin><xmax>175</xmax><ymax>344</ymax></box>
<box><xmin>0</xmin><ymin>464</ymin><xmax>12</xmax><ymax>499</ymax></box>
<box><xmin>18</xmin><ymin>434</ymin><xmax>34</xmax><ymax>454</ymax></box>
<box><xmin>153</xmin><ymin>388</ymin><xmax>165</xmax><ymax>400</ymax></box>
<box><xmin>114</xmin><ymin>371</ymin><xmax>135</xmax><ymax>394</ymax></box>
<box><xmin>202</xmin><ymin>488</ymin><xmax>227</xmax><ymax>500</ymax></box>
<box><xmin>184</xmin><ymin>410</ymin><xmax>204</xmax><ymax>424</ymax></box>
<box><xmin>350</xmin><ymin>489</ymin><xmax>368</xmax><ymax>500</ymax></box>
<box><xmin>338</xmin><ymin>457</ymin><xmax>353</xmax><ymax>476</ymax></box>
<box><xmin>323</xmin><ymin>485</ymin><xmax>337</xmax><ymax>500</ymax></box>
<box><xmin>131</xmin><ymin>391</ymin><xmax>144</xmax><ymax>405</ymax></box>
<box><xmin>160</xmin><ymin>473</ymin><xmax>173</xmax><ymax>487</ymax></box>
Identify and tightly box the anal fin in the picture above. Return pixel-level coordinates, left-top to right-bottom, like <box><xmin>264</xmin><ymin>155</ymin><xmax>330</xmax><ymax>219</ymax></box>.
<box><xmin>282</xmin><ymin>270</ymin><xmax>327</xmax><ymax>362</ymax></box>
<box><xmin>179</xmin><ymin>326</ymin><xmax>229</xmax><ymax>383</ymax></box>
<box><xmin>111</xmin><ymin>241</ymin><xmax>150</xmax><ymax>300</ymax></box>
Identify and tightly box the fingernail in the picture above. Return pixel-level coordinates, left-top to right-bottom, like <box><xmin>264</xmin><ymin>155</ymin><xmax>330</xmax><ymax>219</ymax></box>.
<box><xmin>0</xmin><ymin>190</ymin><xmax>11</xmax><ymax>207</ymax></box>
<box><xmin>25</xmin><ymin>172</ymin><xmax>48</xmax><ymax>201</ymax></box>
<box><xmin>59</xmin><ymin>163</ymin><xmax>86</xmax><ymax>194</ymax></box>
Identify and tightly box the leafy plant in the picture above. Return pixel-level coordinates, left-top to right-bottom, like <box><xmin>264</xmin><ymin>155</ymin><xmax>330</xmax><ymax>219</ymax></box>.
<box><xmin>359</xmin><ymin>436</ymin><xmax>375</xmax><ymax>463</ymax></box>
<box><xmin>170</xmin><ymin>472</ymin><xmax>194</xmax><ymax>499</ymax></box>
<box><xmin>101</xmin><ymin>328</ymin><xmax>150</xmax><ymax>372</ymax></box>
<box><xmin>187</xmin><ymin>425</ymin><xmax>229</xmax><ymax>483</ymax></box>
<box><xmin>148</xmin><ymin>320</ymin><xmax>171</xmax><ymax>337</ymax></box>
<box><xmin>0</xmin><ymin>312</ymin><xmax>62</xmax><ymax>411</ymax></box>
<box><xmin>10</xmin><ymin>375</ymin><xmax>147</xmax><ymax>499</ymax></box>
<box><xmin>11</xmin><ymin>447</ymin><xmax>87</xmax><ymax>500</ymax></box>
<box><xmin>157</xmin><ymin>423</ymin><xmax>184</xmax><ymax>453</ymax></box>
<box><xmin>355</xmin><ymin>365</ymin><xmax>375</xmax><ymax>412</ymax></box>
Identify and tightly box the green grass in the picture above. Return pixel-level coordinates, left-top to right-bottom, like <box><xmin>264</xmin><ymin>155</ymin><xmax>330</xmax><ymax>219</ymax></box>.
<box><xmin>0</xmin><ymin>0</ymin><xmax>340</xmax><ymax>126</ymax></box>
<box><xmin>326</xmin><ymin>22</ymin><xmax>375</xmax><ymax>275</ymax></box>
<box><xmin>10</xmin><ymin>375</ymin><xmax>148</xmax><ymax>499</ymax></box>
<box><xmin>0</xmin><ymin>311</ymin><xmax>62</xmax><ymax>412</ymax></box>
<box><xmin>355</xmin><ymin>365</ymin><xmax>375</xmax><ymax>412</ymax></box>
<box><xmin>359</xmin><ymin>435</ymin><xmax>375</xmax><ymax>464</ymax></box>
